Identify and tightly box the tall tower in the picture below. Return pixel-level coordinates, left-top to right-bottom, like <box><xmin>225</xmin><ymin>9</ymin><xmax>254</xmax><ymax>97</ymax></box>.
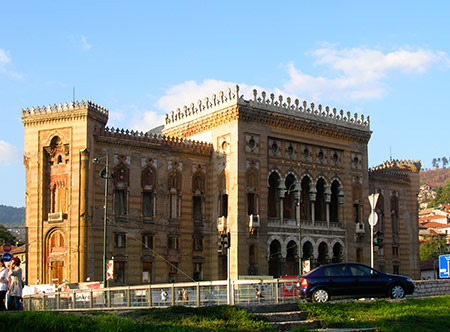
<box><xmin>22</xmin><ymin>101</ymin><xmax>108</xmax><ymax>284</ymax></box>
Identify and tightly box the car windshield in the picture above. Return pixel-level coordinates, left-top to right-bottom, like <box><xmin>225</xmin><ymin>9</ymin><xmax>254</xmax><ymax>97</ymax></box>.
<box><xmin>349</xmin><ymin>264</ymin><xmax>375</xmax><ymax>277</ymax></box>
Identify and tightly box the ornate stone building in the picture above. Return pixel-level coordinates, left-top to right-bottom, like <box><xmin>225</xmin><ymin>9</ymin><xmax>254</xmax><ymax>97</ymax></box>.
<box><xmin>22</xmin><ymin>86</ymin><xmax>421</xmax><ymax>286</ymax></box>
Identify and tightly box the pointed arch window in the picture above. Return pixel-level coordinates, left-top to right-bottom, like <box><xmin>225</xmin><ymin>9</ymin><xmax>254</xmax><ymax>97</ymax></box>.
<box><xmin>283</xmin><ymin>174</ymin><xmax>296</xmax><ymax>220</ymax></box>
<box><xmin>168</xmin><ymin>170</ymin><xmax>182</xmax><ymax>219</ymax></box>
<box><xmin>192</xmin><ymin>172</ymin><xmax>205</xmax><ymax>221</ymax></box>
<box><xmin>268</xmin><ymin>172</ymin><xmax>280</xmax><ymax>218</ymax></box>
<box><xmin>330</xmin><ymin>180</ymin><xmax>341</xmax><ymax>222</ymax></box>
<box><xmin>300</xmin><ymin>177</ymin><xmax>311</xmax><ymax>221</ymax></box>
<box><xmin>142</xmin><ymin>166</ymin><xmax>156</xmax><ymax>218</ymax></box>
<box><xmin>247</xmin><ymin>169</ymin><xmax>259</xmax><ymax>216</ymax></box>
<box><xmin>113</xmin><ymin>163</ymin><xmax>129</xmax><ymax>216</ymax></box>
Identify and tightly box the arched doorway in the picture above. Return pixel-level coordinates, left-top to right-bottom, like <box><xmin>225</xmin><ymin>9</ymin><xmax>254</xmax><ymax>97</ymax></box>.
<box><xmin>268</xmin><ymin>240</ymin><xmax>282</xmax><ymax>278</ymax></box>
<box><xmin>317</xmin><ymin>242</ymin><xmax>329</xmax><ymax>266</ymax></box>
<box><xmin>302</xmin><ymin>241</ymin><xmax>314</xmax><ymax>273</ymax></box>
<box><xmin>285</xmin><ymin>240</ymin><xmax>298</xmax><ymax>276</ymax></box>
<box><xmin>332</xmin><ymin>242</ymin><xmax>344</xmax><ymax>263</ymax></box>
<box><xmin>46</xmin><ymin>230</ymin><xmax>66</xmax><ymax>284</ymax></box>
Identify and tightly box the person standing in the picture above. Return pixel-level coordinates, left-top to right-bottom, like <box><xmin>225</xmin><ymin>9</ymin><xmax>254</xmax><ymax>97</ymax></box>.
<box><xmin>0</xmin><ymin>258</ymin><xmax>8</xmax><ymax>311</ymax></box>
<box><xmin>7</xmin><ymin>257</ymin><xmax>23</xmax><ymax>311</ymax></box>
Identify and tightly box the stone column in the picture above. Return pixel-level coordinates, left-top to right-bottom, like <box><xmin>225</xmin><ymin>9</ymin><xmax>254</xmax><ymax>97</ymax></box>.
<box><xmin>338</xmin><ymin>188</ymin><xmax>345</xmax><ymax>223</ymax></box>
<box><xmin>278</xmin><ymin>182</ymin><xmax>286</xmax><ymax>224</ymax></box>
<box><xmin>324</xmin><ymin>185</ymin><xmax>331</xmax><ymax>226</ymax></box>
<box><xmin>309</xmin><ymin>187</ymin><xmax>317</xmax><ymax>223</ymax></box>
<box><xmin>79</xmin><ymin>149</ymin><xmax>89</xmax><ymax>282</ymax></box>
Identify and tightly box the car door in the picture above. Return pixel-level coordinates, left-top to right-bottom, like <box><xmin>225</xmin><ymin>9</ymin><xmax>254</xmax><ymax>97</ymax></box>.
<box><xmin>348</xmin><ymin>264</ymin><xmax>386</xmax><ymax>297</ymax></box>
<box><xmin>322</xmin><ymin>264</ymin><xmax>354</xmax><ymax>297</ymax></box>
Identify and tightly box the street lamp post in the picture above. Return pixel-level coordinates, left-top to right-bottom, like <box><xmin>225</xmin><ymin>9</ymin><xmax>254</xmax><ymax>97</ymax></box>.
<box><xmin>286</xmin><ymin>182</ymin><xmax>302</xmax><ymax>275</ymax></box>
<box><xmin>92</xmin><ymin>155</ymin><xmax>110</xmax><ymax>288</ymax></box>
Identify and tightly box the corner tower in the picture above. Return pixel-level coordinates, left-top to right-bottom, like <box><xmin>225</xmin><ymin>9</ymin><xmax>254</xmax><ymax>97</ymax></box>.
<box><xmin>22</xmin><ymin>101</ymin><xmax>108</xmax><ymax>285</ymax></box>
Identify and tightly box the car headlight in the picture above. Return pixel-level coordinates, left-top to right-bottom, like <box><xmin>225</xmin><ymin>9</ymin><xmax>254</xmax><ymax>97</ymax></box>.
<box><xmin>406</xmin><ymin>277</ymin><xmax>413</xmax><ymax>282</ymax></box>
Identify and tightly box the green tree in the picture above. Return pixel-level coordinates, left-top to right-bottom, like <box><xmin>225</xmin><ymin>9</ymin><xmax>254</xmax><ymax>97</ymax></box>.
<box><xmin>428</xmin><ymin>179</ymin><xmax>450</xmax><ymax>207</ymax></box>
<box><xmin>420</xmin><ymin>236</ymin><xmax>447</xmax><ymax>261</ymax></box>
<box><xmin>443</xmin><ymin>156</ymin><xmax>449</xmax><ymax>169</ymax></box>
<box><xmin>0</xmin><ymin>224</ymin><xmax>18</xmax><ymax>246</ymax></box>
<box><xmin>432</xmin><ymin>158</ymin><xmax>438</xmax><ymax>169</ymax></box>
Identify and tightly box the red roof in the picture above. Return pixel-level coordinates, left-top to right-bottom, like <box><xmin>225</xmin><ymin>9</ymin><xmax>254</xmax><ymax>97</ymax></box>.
<box><xmin>419</xmin><ymin>214</ymin><xmax>448</xmax><ymax>222</ymax></box>
<box><xmin>419</xmin><ymin>221</ymin><xmax>449</xmax><ymax>229</ymax></box>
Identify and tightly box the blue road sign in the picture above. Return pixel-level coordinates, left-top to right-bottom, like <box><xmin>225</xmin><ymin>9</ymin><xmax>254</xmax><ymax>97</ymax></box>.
<box><xmin>439</xmin><ymin>254</ymin><xmax>450</xmax><ymax>279</ymax></box>
<box><xmin>2</xmin><ymin>252</ymin><xmax>12</xmax><ymax>262</ymax></box>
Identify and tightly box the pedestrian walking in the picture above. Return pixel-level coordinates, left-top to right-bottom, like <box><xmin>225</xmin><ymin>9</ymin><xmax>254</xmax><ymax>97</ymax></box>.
<box><xmin>7</xmin><ymin>257</ymin><xmax>23</xmax><ymax>311</ymax></box>
<box><xmin>0</xmin><ymin>258</ymin><xmax>8</xmax><ymax>311</ymax></box>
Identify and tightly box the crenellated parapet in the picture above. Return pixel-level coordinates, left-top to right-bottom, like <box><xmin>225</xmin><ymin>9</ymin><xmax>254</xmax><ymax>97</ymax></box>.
<box><xmin>370</xmin><ymin>159</ymin><xmax>422</xmax><ymax>173</ymax></box>
<box><xmin>164</xmin><ymin>85</ymin><xmax>371</xmax><ymax>132</ymax></box>
<box><xmin>94</xmin><ymin>126</ymin><xmax>213</xmax><ymax>154</ymax></box>
<box><xmin>164</xmin><ymin>86</ymin><xmax>240</xmax><ymax>128</ymax></box>
<box><xmin>21</xmin><ymin>100</ymin><xmax>108</xmax><ymax>125</ymax></box>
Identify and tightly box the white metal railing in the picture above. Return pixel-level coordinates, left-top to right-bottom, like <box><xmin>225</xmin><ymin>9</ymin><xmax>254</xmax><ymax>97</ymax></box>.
<box><xmin>23</xmin><ymin>278</ymin><xmax>300</xmax><ymax>311</ymax></box>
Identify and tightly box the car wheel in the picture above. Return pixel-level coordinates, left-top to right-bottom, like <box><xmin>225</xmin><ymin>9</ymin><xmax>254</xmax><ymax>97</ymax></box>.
<box><xmin>389</xmin><ymin>284</ymin><xmax>405</xmax><ymax>299</ymax></box>
<box><xmin>312</xmin><ymin>288</ymin><xmax>330</xmax><ymax>303</ymax></box>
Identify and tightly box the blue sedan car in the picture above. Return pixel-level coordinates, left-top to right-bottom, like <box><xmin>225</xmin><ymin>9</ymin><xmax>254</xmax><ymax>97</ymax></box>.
<box><xmin>299</xmin><ymin>263</ymin><xmax>415</xmax><ymax>302</ymax></box>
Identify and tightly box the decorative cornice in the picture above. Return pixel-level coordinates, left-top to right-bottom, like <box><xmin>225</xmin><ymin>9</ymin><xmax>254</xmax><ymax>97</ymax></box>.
<box><xmin>94</xmin><ymin>127</ymin><xmax>213</xmax><ymax>155</ymax></box>
<box><xmin>163</xmin><ymin>85</ymin><xmax>371</xmax><ymax>134</ymax></box>
<box><xmin>21</xmin><ymin>101</ymin><xmax>108</xmax><ymax>125</ymax></box>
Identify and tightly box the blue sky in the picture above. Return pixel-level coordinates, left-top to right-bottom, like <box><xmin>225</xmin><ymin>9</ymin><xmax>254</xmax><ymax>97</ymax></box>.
<box><xmin>1</xmin><ymin>1</ymin><xmax>449</xmax><ymax>207</ymax></box>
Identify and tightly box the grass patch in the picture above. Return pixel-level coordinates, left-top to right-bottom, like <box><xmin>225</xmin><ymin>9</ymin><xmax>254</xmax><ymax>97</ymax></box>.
<box><xmin>296</xmin><ymin>295</ymin><xmax>450</xmax><ymax>332</ymax></box>
<box><xmin>0</xmin><ymin>305</ymin><xmax>274</xmax><ymax>332</ymax></box>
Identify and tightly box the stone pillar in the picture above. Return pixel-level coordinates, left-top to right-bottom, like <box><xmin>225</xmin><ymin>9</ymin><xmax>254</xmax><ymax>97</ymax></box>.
<box><xmin>324</xmin><ymin>185</ymin><xmax>331</xmax><ymax>226</ymax></box>
<box><xmin>278</xmin><ymin>183</ymin><xmax>286</xmax><ymax>224</ymax></box>
<box><xmin>79</xmin><ymin>149</ymin><xmax>89</xmax><ymax>282</ymax></box>
<box><xmin>338</xmin><ymin>188</ymin><xmax>345</xmax><ymax>223</ymax></box>
<box><xmin>309</xmin><ymin>187</ymin><xmax>317</xmax><ymax>223</ymax></box>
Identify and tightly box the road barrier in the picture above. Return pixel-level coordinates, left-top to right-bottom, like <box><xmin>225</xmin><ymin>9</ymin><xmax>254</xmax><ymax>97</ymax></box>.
<box><xmin>23</xmin><ymin>278</ymin><xmax>299</xmax><ymax>311</ymax></box>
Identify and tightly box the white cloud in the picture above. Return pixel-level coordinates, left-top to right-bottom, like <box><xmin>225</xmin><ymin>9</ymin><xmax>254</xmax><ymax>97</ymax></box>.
<box><xmin>0</xmin><ymin>48</ymin><xmax>22</xmax><ymax>79</ymax></box>
<box><xmin>80</xmin><ymin>35</ymin><xmax>92</xmax><ymax>51</ymax></box>
<box><xmin>157</xmin><ymin>79</ymin><xmax>265</xmax><ymax>112</ymax></box>
<box><xmin>284</xmin><ymin>46</ymin><xmax>450</xmax><ymax>101</ymax></box>
<box><xmin>68</xmin><ymin>35</ymin><xmax>92</xmax><ymax>51</ymax></box>
<box><xmin>130</xmin><ymin>110</ymin><xmax>165</xmax><ymax>132</ymax></box>
<box><xmin>0</xmin><ymin>49</ymin><xmax>11</xmax><ymax>64</ymax></box>
<box><xmin>0</xmin><ymin>140</ymin><xmax>22</xmax><ymax>166</ymax></box>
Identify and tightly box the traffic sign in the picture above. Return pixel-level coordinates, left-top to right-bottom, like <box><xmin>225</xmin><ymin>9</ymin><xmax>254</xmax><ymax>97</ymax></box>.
<box><xmin>368</xmin><ymin>193</ymin><xmax>379</xmax><ymax>210</ymax></box>
<box><xmin>2</xmin><ymin>252</ymin><xmax>12</xmax><ymax>262</ymax></box>
<box><xmin>439</xmin><ymin>254</ymin><xmax>450</xmax><ymax>278</ymax></box>
<box><xmin>368</xmin><ymin>211</ymin><xmax>378</xmax><ymax>226</ymax></box>
<box><xmin>2</xmin><ymin>243</ymin><xmax>11</xmax><ymax>253</ymax></box>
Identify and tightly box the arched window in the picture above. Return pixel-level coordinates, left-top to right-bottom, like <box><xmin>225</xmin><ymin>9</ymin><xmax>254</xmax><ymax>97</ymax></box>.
<box><xmin>284</xmin><ymin>174</ymin><xmax>296</xmax><ymax>220</ymax></box>
<box><xmin>300</xmin><ymin>177</ymin><xmax>311</xmax><ymax>221</ymax></box>
<box><xmin>192</xmin><ymin>172</ymin><xmax>205</xmax><ymax>221</ymax></box>
<box><xmin>330</xmin><ymin>180</ymin><xmax>340</xmax><ymax>222</ymax></box>
<box><xmin>168</xmin><ymin>171</ymin><xmax>182</xmax><ymax>219</ymax></box>
<box><xmin>268</xmin><ymin>172</ymin><xmax>280</xmax><ymax>218</ymax></box>
<box><xmin>44</xmin><ymin>136</ymin><xmax>69</xmax><ymax>217</ymax></box>
<box><xmin>141</xmin><ymin>166</ymin><xmax>156</xmax><ymax>218</ymax></box>
<box><xmin>315</xmin><ymin>178</ymin><xmax>327</xmax><ymax>222</ymax></box>
<box><xmin>113</xmin><ymin>163</ymin><xmax>129</xmax><ymax>216</ymax></box>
